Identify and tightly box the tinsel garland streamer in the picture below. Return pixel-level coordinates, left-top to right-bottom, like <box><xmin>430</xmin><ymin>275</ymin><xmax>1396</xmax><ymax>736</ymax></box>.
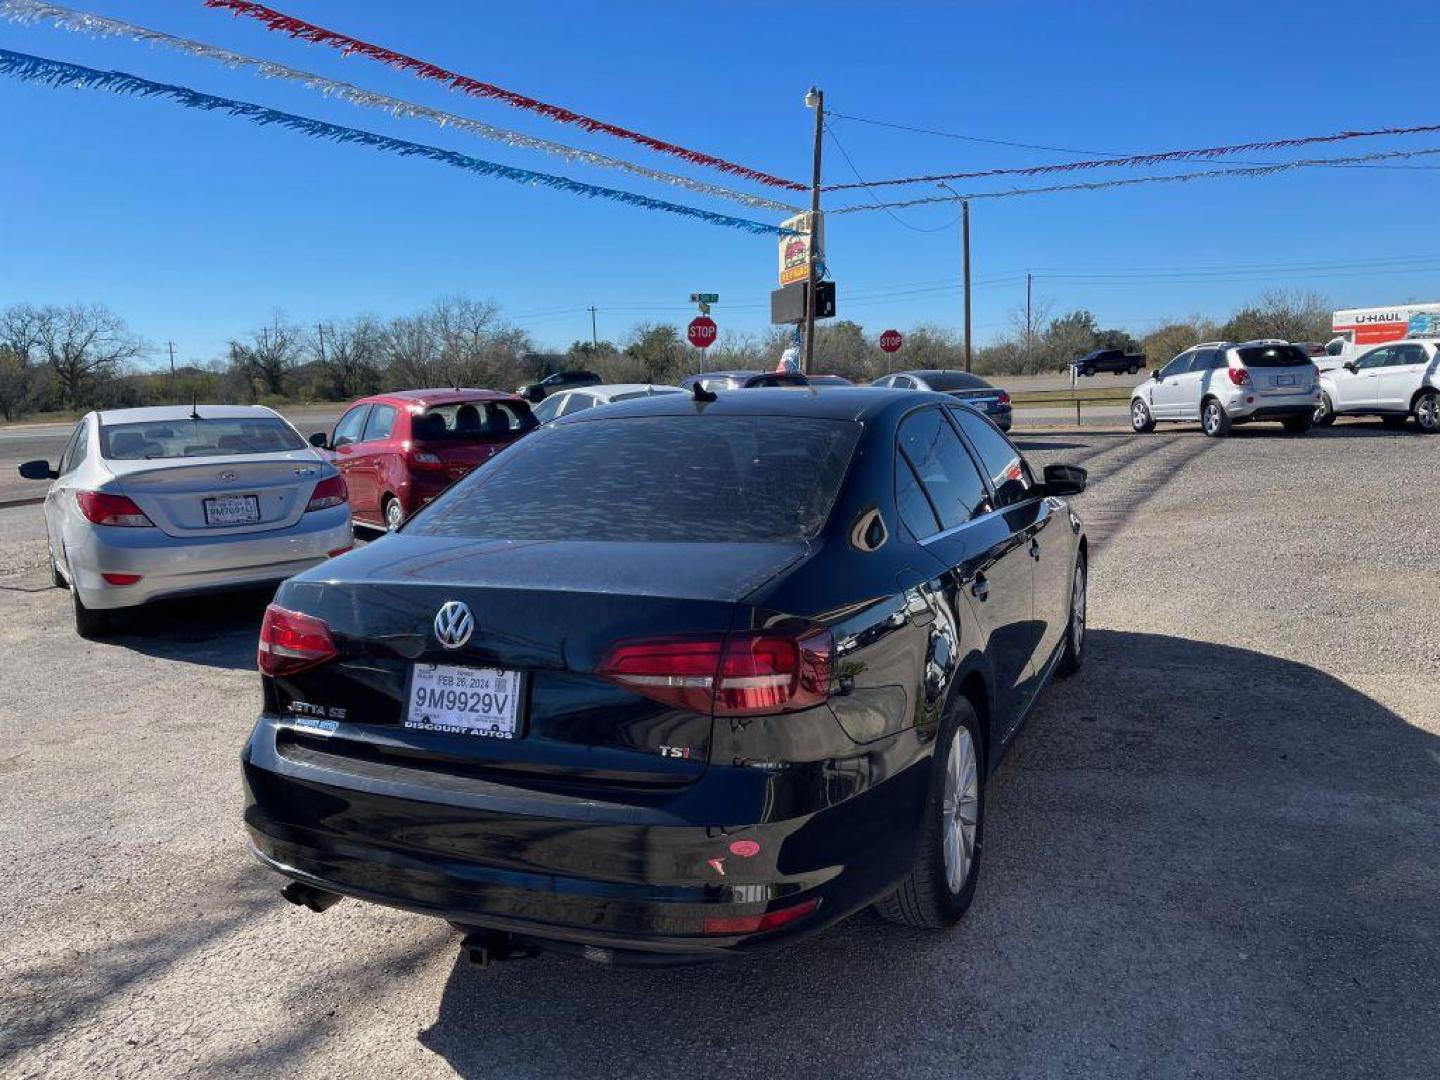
<box><xmin>0</xmin><ymin>0</ymin><xmax>802</xmax><ymax>214</ymax></box>
<box><xmin>0</xmin><ymin>49</ymin><xmax>791</xmax><ymax>235</ymax></box>
<box><xmin>825</xmin><ymin>120</ymin><xmax>1440</xmax><ymax>191</ymax></box>
<box><xmin>830</xmin><ymin>146</ymin><xmax>1440</xmax><ymax>211</ymax></box>
<box><xmin>203</xmin><ymin>0</ymin><xmax>806</xmax><ymax>192</ymax></box>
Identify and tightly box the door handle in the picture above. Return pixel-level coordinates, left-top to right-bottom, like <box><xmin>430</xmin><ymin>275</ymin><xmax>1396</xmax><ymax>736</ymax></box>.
<box><xmin>970</xmin><ymin>574</ymin><xmax>989</xmax><ymax>602</ymax></box>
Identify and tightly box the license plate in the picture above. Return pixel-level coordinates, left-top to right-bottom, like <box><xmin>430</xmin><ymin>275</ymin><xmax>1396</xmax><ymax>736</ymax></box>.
<box><xmin>404</xmin><ymin>663</ymin><xmax>523</xmax><ymax>739</ymax></box>
<box><xmin>1275</xmin><ymin>375</ymin><xmax>1296</xmax><ymax>387</ymax></box>
<box><xmin>203</xmin><ymin>494</ymin><xmax>260</xmax><ymax>526</ymax></box>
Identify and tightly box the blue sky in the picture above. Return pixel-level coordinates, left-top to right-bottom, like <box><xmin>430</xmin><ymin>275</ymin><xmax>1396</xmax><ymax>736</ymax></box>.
<box><xmin>3</xmin><ymin>0</ymin><xmax>1439</xmax><ymax>368</ymax></box>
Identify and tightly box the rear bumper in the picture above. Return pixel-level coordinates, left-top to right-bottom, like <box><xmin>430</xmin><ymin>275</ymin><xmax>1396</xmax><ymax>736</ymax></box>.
<box><xmin>1234</xmin><ymin>401</ymin><xmax>1318</xmax><ymax>421</ymax></box>
<box><xmin>241</xmin><ymin>714</ymin><xmax>926</xmax><ymax>961</ymax></box>
<box><xmin>69</xmin><ymin>506</ymin><xmax>353</xmax><ymax>610</ymax></box>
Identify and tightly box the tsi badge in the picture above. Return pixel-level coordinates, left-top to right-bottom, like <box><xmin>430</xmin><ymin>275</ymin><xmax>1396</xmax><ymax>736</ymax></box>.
<box><xmin>433</xmin><ymin>600</ymin><xmax>474</xmax><ymax>650</ymax></box>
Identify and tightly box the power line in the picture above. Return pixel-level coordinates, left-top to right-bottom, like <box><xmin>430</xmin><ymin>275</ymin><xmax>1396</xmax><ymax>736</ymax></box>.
<box><xmin>824</xmin><ymin>113</ymin><xmax>1440</xmax><ymax>190</ymax></box>
<box><xmin>824</xmin><ymin>121</ymin><xmax>961</xmax><ymax>234</ymax></box>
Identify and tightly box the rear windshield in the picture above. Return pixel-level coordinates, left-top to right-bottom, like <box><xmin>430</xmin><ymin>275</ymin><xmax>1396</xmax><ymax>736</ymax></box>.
<box><xmin>1235</xmin><ymin>345</ymin><xmax>1313</xmax><ymax>368</ymax></box>
<box><xmin>411</xmin><ymin>416</ymin><xmax>861</xmax><ymax>543</ymax></box>
<box><xmin>413</xmin><ymin>401</ymin><xmax>537</xmax><ymax>440</ymax></box>
<box><xmin>921</xmin><ymin>371</ymin><xmax>990</xmax><ymax>391</ymax></box>
<box><xmin>100</xmin><ymin>417</ymin><xmax>304</xmax><ymax>460</ymax></box>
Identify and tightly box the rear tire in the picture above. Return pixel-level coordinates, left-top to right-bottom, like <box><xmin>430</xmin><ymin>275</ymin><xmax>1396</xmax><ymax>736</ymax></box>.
<box><xmin>1127</xmin><ymin>364</ymin><xmax>1139</xmax><ymax>375</ymax></box>
<box><xmin>1081</xmin><ymin>366</ymin><xmax>1094</xmax><ymax>377</ymax></box>
<box><xmin>876</xmin><ymin>698</ymin><xmax>984</xmax><ymax>929</ymax></box>
<box><xmin>72</xmin><ymin>584</ymin><xmax>110</xmax><ymax>640</ymax></box>
<box><xmin>1381</xmin><ymin>414</ymin><xmax>1408</xmax><ymax>430</ymax></box>
<box><xmin>1130</xmin><ymin>399</ymin><xmax>1156</xmax><ymax>433</ymax></box>
<box><xmin>383</xmin><ymin>495</ymin><xmax>405</xmax><ymax>532</ymax></box>
<box><xmin>1416</xmin><ymin>391</ymin><xmax>1440</xmax><ymax>434</ymax></box>
<box><xmin>1201</xmin><ymin>397</ymin><xmax>1231</xmax><ymax>437</ymax></box>
<box><xmin>1282</xmin><ymin>414</ymin><xmax>1313</xmax><ymax>435</ymax></box>
<box><xmin>1313</xmin><ymin>392</ymin><xmax>1336</xmax><ymax>427</ymax></box>
<box><xmin>1056</xmin><ymin>556</ymin><xmax>1086</xmax><ymax>678</ymax></box>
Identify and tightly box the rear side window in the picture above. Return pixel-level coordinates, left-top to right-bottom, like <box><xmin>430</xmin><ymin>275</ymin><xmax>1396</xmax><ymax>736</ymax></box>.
<box><xmin>952</xmin><ymin>408</ymin><xmax>1034</xmax><ymax>508</ymax></box>
<box><xmin>362</xmin><ymin>404</ymin><xmax>397</xmax><ymax>442</ymax></box>
<box><xmin>897</xmin><ymin>408</ymin><xmax>990</xmax><ymax>529</ymax></box>
<box><xmin>412</xmin><ymin>416</ymin><xmax>861</xmax><ymax>543</ymax></box>
<box><xmin>895</xmin><ymin>456</ymin><xmax>942</xmax><ymax>539</ymax></box>
<box><xmin>1235</xmin><ymin>345</ymin><xmax>1312</xmax><ymax>368</ymax></box>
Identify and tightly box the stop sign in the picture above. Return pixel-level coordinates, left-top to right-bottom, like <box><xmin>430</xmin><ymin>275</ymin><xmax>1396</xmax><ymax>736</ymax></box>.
<box><xmin>687</xmin><ymin>316</ymin><xmax>717</xmax><ymax>348</ymax></box>
<box><xmin>879</xmin><ymin>329</ymin><xmax>903</xmax><ymax>353</ymax></box>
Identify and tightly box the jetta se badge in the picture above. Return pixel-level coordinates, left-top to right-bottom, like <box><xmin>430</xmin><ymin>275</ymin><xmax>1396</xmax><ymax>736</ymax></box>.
<box><xmin>433</xmin><ymin>601</ymin><xmax>474</xmax><ymax>650</ymax></box>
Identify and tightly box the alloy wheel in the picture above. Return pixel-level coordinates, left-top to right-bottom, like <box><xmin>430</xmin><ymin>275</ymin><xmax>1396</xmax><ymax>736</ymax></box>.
<box><xmin>1418</xmin><ymin>393</ymin><xmax>1440</xmax><ymax>432</ymax></box>
<box><xmin>941</xmin><ymin>727</ymin><xmax>980</xmax><ymax>895</ymax></box>
<box><xmin>1204</xmin><ymin>402</ymin><xmax>1221</xmax><ymax>434</ymax></box>
<box><xmin>1131</xmin><ymin>400</ymin><xmax>1149</xmax><ymax>431</ymax></box>
<box><xmin>385</xmin><ymin>499</ymin><xmax>404</xmax><ymax>532</ymax></box>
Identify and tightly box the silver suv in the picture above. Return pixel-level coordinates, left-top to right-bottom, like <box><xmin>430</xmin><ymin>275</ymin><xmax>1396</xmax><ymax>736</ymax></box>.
<box><xmin>1130</xmin><ymin>340</ymin><xmax>1321</xmax><ymax>437</ymax></box>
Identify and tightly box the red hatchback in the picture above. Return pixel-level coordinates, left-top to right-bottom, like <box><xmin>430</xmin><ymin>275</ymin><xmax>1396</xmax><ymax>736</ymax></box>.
<box><xmin>315</xmin><ymin>389</ymin><xmax>537</xmax><ymax>530</ymax></box>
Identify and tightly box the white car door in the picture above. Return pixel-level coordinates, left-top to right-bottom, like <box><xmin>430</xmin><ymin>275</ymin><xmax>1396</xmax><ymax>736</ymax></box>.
<box><xmin>1169</xmin><ymin>349</ymin><xmax>1212</xmax><ymax>420</ymax></box>
<box><xmin>1376</xmin><ymin>343</ymin><xmax>1429</xmax><ymax>411</ymax></box>
<box><xmin>45</xmin><ymin>417</ymin><xmax>90</xmax><ymax>573</ymax></box>
<box><xmin>1149</xmin><ymin>352</ymin><xmax>1194</xmax><ymax>418</ymax></box>
<box><xmin>1333</xmin><ymin>347</ymin><xmax>1387</xmax><ymax>410</ymax></box>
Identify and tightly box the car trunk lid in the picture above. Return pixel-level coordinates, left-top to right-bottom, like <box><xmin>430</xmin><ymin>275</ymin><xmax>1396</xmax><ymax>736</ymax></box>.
<box><xmin>270</xmin><ymin>537</ymin><xmax>809</xmax><ymax>787</ymax></box>
<box><xmin>105</xmin><ymin>452</ymin><xmax>330</xmax><ymax>538</ymax></box>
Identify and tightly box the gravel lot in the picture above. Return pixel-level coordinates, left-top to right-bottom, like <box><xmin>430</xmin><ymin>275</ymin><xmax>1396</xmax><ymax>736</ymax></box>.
<box><xmin>0</xmin><ymin>421</ymin><xmax>1436</xmax><ymax>1079</ymax></box>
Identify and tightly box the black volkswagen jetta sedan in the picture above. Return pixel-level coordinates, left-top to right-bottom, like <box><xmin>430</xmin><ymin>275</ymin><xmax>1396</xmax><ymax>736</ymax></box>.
<box><xmin>244</xmin><ymin>387</ymin><xmax>1088</xmax><ymax>964</ymax></box>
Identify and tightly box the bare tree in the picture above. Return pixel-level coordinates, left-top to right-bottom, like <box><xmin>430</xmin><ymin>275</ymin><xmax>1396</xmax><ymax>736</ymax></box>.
<box><xmin>229</xmin><ymin>314</ymin><xmax>302</xmax><ymax>398</ymax></box>
<box><xmin>313</xmin><ymin>316</ymin><xmax>383</xmax><ymax>399</ymax></box>
<box><xmin>381</xmin><ymin>312</ymin><xmax>441</xmax><ymax>389</ymax></box>
<box><xmin>0</xmin><ymin>304</ymin><xmax>47</xmax><ymax>420</ymax></box>
<box><xmin>34</xmin><ymin>303</ymin><xmax>146</xmax><ymax>408</ymax></box>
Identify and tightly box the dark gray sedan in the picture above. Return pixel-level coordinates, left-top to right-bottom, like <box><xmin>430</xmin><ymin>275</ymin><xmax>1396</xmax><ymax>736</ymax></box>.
<box><xmin>873</xmin><ymin>370</ymin><xmax>1013</xmax><ymax>431</ymax></box>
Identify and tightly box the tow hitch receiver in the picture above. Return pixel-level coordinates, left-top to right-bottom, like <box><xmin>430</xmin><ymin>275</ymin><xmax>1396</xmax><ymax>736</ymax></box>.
<box><xmin>462</xmin><ymin>929</ymin><xmax>538</xmax><ymax>967</ymax></box>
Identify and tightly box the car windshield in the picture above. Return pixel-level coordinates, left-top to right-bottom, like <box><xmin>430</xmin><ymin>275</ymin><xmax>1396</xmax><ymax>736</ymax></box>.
<box><xmin>99</xmin><ymin>417</ymin><xmax>305</xmax><ymax>460</ymax></box>
<box><xmin>411</xmin><ymin>416</ymin><xmax>861</xmax><ymax>543</ymax></box>
<box><xmin>413</xmin><ymin>401</ymin><xmax>537</xmax><ymax>440</ymax></box>
<box><xmin>1236</xmin><ymin>345</ymin><xmax>1313</xmax><ymax>368</ymax></box>
<box><xmin>921</xmin><ymin>372</ymin><xmax>991</xmax><ymax>391</ymax></box>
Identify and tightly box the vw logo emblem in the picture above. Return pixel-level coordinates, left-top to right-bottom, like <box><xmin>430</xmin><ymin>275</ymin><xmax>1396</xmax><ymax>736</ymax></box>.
<box><xmin>217</xmin><ymin>470</ymin><xmax>238</xmax><ymax>482</ymax></box>
<box><xmin>433</xmin><ymin>601</ymin><xmax>474</xmax><ymax>650</ymax></box>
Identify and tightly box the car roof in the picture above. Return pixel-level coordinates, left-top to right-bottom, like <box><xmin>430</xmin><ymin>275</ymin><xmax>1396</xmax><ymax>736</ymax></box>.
<box><xmin>558</xmin><ymin>383</ymin><xmax>683</xmax><ymax>400</ymax></box>
<box><xmin>95</xmin><ymin>404</ymin><xmax>281</xmax><ymax>425</ymax></box>
<box><xmin>555</xmin><ymin>385</ymin><xmax>950</xmax><ymax>425</ymax></box>
<box><xmin>362</xmin><ymin>388</ymin><xmax>523</xmax><ymax>407</ymax></box>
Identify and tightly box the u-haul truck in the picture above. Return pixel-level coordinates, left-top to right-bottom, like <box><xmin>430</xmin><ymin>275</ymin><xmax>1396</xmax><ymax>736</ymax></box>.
<box><xmin>1324</xmin><ymin>302</ymin><xmax>1440</xmax><ymax>368</ymax></box>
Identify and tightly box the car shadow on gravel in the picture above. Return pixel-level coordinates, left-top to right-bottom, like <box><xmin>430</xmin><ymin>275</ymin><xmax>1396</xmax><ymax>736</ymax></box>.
<box><xmin>102</xmin><ymin>586</ymin><xmax>276</xmax><ymax>670</ymax></box>
<box><xmin>408</xmin><ymin>629</ymin><xmax>1440</xmax><ymax>1080</ymax></box>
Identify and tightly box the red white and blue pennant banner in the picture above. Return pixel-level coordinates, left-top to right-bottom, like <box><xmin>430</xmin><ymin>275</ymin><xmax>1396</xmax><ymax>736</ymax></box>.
<box><xmin>0</xmin><ymin>48</ymin><xmax>793</xmax><ymax>235</ymax></box>
<box><xmin>0</xmin><ymin>0</ymin><xmax>802</xmax><ymax>214</ymax></box>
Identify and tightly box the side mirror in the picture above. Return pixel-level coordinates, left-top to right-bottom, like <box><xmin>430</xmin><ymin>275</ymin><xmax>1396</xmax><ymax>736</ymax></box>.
<box><xmin>309</xmin><ymin>432</ymin><xmax>329</xmax><ymax>449</ymax></box>
<box><xmin>1152</xmin><ymin>370</ymin><xmax>1162</xmax><ymax>381</ymax></box>
<box><xmin>18</xmin><ymin>459</ymin><xmax>57</xmax><ymax>480</ymax></box>
<box><xmin>1042</xmin><ymin>463</ymin><xmax>1087</xmax><ymax>497</ymax></box>
<box><xmin>523</xmin><ymin>386</ymin><xmax>547</xmax><ymax>403</ymax></box>
<box><xmin>1342</xmin><ymin>361</ymin><xmax>1357</xmax><ymax>373</ymax></box>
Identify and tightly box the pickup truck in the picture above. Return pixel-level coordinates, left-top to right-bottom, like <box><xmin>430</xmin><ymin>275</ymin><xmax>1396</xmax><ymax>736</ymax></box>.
<box><xmin>1069</xmin><ymin>349</ymin><xmax>1147</xmax><ymax>376</ymax></box>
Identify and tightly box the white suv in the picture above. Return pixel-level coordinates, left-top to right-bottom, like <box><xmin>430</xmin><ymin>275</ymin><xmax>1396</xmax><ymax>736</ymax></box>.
<box><xmin>1130</xmin><ymin>341</ymin><xmax>1321</xmax><ymax>437</ymax></box>
<box><xmin>1314</xmin><ymin>339</ymin><xmax>1440</xmax><ymax>433</ymax></box>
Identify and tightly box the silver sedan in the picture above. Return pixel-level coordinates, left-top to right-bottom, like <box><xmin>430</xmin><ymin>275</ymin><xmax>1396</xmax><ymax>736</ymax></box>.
<box><xmin>17</xmin><ymin>404</ymin><xmax>353</xmax><ymax>637</ymax></box>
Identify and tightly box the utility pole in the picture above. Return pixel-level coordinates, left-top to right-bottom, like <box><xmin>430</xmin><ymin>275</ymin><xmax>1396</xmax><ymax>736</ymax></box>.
<box><xmin>802</xmin><ymin>86</ymin><xmax>824</xmax><ymax>375</ymax></box>
<box><xmin>1025</xmin><ymin>272</ymin><xmax>1034</xmax><ymax>347</ymax></box>
<box><xmin>962</xmin><ymin>201</ymin><xmax>972</xmax><ymax>373</ymax></box>
<box><xmin>587</xmin><ymin>305</ymin><xmax>598</xmax><ymax>348</ymax></box>
<box><xmin>937</xmin><ymin>182</ymin><xmax>973</xmax><ymax>372</ymax></box>
<box><xmin>166</xmin><ymin>340</ymin><xmax>175</xmax><ymax>378</ymax></box>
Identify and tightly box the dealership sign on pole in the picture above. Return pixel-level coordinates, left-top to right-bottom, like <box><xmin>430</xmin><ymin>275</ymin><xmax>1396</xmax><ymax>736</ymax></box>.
<box><xmin>879</xmin><ymin>329</ymin><xmax>903</xmax><ymax>353</ymax></box>
<box><xmin>778</xmin><ymin>211</ymin><xmax>824</xmax><ymax>286</ymax></box>
<box><xmin>687</xmin><ymin>316</ymin><xmax>717</xmax><ymax>348</ymax></box>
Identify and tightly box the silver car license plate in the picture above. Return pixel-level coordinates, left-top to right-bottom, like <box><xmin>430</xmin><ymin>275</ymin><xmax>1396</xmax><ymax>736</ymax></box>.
<box><xmin>404</xmin><ymin>663</ymin><xmax>523</xmax><ymax>738</ymax></box>
<box><xmin>203</xmin><ymin>494</ymin><xmax>260</xmax><ymax>526</ymax></box>
<box><xmin>1275</xmin><ymin>375</ymin><xmax>1296</xmax><ymax>387</ymax></box>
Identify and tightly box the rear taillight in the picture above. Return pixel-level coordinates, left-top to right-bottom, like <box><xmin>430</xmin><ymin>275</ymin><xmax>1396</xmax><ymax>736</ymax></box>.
<box><xmin>997</xmin><ymin>391</ymin><xmax>1012</xmax><ymax>405</ymax></box>
<box><xmin>598</xmin><ymin>629</ymin><xmax>833</xmax><ymax>716</ymax></box>
<box><xmin>305</xmin><ymin>474</ymin><xmax>346</xmax><ymax>512</ymax></box>
<box><xmin>258</xmin><ymin>604</ymin><xmax>337</xmax><ymax>676</ymax></box>
<box><xmin>75</xmin><ymin>491</ymin><xmax>152</xmax><ymax>527</ymax></box>
<box><xmin>702</xmin><ymin>897</ymin><xmax>820</xmax><ymax>936</ymax></box>
<box><xmin>1227</xmin><ymin>366</ymin><xmax>1251</xmax><ymax>386</ymax></box>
